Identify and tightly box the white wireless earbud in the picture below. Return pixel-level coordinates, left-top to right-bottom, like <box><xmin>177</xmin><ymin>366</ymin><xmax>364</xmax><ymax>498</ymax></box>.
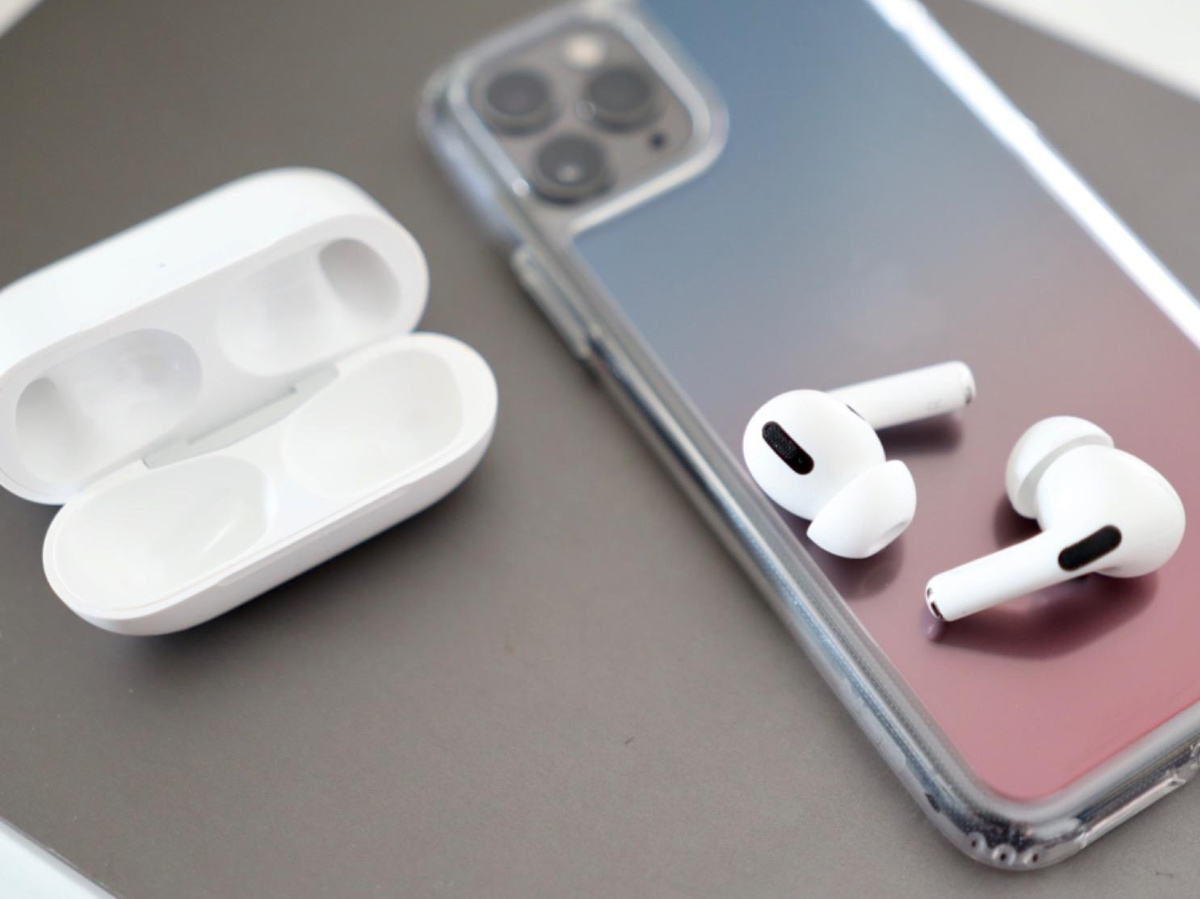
<box><xmin>925</xmin><ymin>417</ymin><xmax>1186</xmax><ymax>622</ymax></box>
<box><xmin>743</xmin><ymin>361</ymin><xmax>975</xmax><ymax>559</ymax></box>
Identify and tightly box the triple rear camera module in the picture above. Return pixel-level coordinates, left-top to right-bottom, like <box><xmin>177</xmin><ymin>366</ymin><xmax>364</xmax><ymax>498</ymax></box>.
<box><xmin>475</xmin><ymin>36</ymin><xmax>670</xmax><ymax>206</ymax></box>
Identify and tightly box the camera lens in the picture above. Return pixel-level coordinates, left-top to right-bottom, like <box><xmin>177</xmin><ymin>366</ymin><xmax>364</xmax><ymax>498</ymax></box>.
<box><xmin>585</xmin><ymin>66</ymin><xmax>658</xmax><ymax>131</ymax></box>
<box><xmin>479</xmin><ymin>68</ymin><xmax>556</xmax><ymax>134</ymax></box>
<box><xmin>533</xmin><ymin>134</ymin><xmax>610</xmax><ymax>203</ymax></box>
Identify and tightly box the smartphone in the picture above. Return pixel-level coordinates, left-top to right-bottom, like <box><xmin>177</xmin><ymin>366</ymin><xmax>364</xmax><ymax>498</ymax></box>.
<box><xmin>420</xmin><ymin>0</ymin><xmax>1200</xmax><ymax>867</ymax></box>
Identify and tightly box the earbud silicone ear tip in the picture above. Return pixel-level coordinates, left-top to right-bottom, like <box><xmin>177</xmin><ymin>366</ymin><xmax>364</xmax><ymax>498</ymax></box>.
<box><xmin>1005</xmin><ymin>416</ymin><xmax>1113</xmax><ymax>518</ymax></box>
<box><xmin>807</xmin><ymin>460</ymin><xmax>916</xmax><ymax>558</ymax></box>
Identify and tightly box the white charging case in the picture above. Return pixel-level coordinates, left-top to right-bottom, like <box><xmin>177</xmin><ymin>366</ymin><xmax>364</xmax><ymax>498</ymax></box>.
<box><xmin>0</xmin><ymin>168</ymin><xmax>498</xmax><ymax>635</ymax></box>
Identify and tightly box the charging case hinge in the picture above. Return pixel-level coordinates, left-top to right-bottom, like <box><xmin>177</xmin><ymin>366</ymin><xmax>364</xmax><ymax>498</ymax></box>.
<box><xmin>144</xmin><ymin>366</ymin><xmax>338</xmax><ymax>469</ymax></box>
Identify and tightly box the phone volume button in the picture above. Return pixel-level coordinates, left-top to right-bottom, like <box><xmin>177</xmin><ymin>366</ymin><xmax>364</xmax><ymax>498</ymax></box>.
<box><xmin>510</xmin><ymin>246</ymin><xmax>593</xmax><ymax>361</ymax></box>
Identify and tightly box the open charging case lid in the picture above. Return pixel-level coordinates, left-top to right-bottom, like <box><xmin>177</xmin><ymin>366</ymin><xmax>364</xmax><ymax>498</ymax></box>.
<box><xmin>0</xmin><ymin>168</ymin><xmax>498</xmax><ymax>634</ymax></box>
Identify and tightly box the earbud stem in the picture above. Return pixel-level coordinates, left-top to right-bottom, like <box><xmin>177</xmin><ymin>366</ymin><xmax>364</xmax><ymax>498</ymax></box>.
<box><xmin>829</xmin><ymin>361</ymin><xmax>975</xmax><ymax>431</ymax></box>
<box><xmin>925</xmin><ymin>531</ymin><xmax>1070</xmax><ymax>621</ymax></box>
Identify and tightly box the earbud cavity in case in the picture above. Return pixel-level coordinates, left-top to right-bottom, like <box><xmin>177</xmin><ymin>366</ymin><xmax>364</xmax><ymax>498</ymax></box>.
<box><xmin>0</xmin><ymin>168</ymin><xmax>498</xmax><ymax>635</ymax></box>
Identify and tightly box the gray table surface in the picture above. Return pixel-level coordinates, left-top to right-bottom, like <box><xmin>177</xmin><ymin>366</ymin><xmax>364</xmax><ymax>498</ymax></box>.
<box><xmin>2</xmin><ymin>1</ymin><xmax>1200</xmax><ymax>896</ymax></box>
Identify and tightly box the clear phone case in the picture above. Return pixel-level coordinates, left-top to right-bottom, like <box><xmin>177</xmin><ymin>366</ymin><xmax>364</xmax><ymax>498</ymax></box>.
<box><xmin>419</xmin><ymin>0</ymin><xmax>1200</xmax><ymax>868</ymax></box>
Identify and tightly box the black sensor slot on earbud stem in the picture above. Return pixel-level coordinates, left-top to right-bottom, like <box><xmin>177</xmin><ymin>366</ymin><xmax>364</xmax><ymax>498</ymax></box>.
<box><xmin>762</xmin><ymin>421</ymin><xmax>814</xmax><ymax>475</ymax></box>
<box><xmin>1058</xmin><ymin>525</ymin><xmax>1123</xmax><ymax>571</ymax></box>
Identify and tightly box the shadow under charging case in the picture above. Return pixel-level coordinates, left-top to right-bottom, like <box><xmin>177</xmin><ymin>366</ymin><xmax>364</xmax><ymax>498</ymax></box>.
<box><xmin>0</xmin><ymin>168</ymin><xmax>498</xmax><ymax>635</ymax></box>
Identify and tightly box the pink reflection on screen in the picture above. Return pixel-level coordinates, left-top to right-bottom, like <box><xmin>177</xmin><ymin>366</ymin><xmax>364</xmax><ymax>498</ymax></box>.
<box><xmin>809</xmin><ymin>279</ymin><xmax>1200</xmax><ymax>801</ymax></box>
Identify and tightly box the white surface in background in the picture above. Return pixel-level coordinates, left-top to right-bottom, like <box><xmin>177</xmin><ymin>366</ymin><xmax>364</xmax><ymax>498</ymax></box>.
<box><xmin>0</xmin><ymin>818</ymin><xmax>113</xmax><ymax>899</ymax></box>
<box><xmin>970</xmin><ymin>0</ymin><xmax>1200</xmax><ymax>102</ymax></box>
<box><xmin>0</xmin><ymin>0</ymin><xmax>39</xmax><ymax>34</ymax></box>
